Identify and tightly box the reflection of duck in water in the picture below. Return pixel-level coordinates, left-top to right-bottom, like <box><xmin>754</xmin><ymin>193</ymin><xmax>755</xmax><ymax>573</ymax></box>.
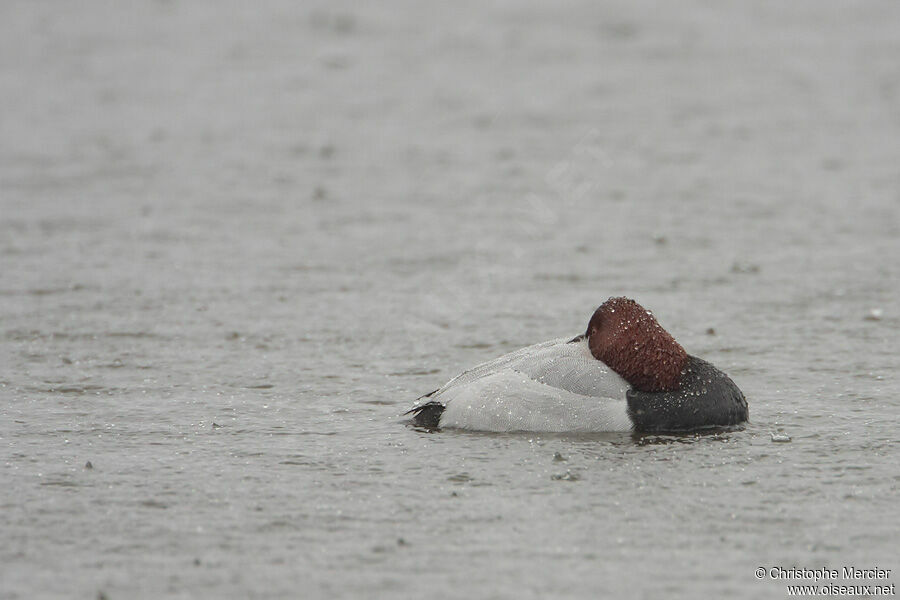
<box><xmin>406</xmin><ymin>297</ymin><xmax>748</xmax><ymax>433</ymax></box>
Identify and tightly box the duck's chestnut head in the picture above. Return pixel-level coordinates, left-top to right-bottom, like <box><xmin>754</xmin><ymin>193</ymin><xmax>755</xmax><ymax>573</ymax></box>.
<box><xmin>586</xmin><ymin>297</ymin><xmax>688</xmax><ymax>393</ymax></box>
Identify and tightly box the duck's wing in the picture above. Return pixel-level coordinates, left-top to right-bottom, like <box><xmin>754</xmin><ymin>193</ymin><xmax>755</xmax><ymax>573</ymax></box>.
<box><xmin>506</xmin><ymin>338</ymin><xmax>630</xmax><ymax>400</ymax></box>
<box><xmin>404</xmin><ymin>339</ymin><xmax>562</xmax><ymax>415</ymax></box>
<box><xmin>431</xmin><ymin>338</ymin><xmax>564</xmax><ymax>393</ymax></box>
<box><xmin>410</xmin><ymin>337</ymin><xmax>629</xmax><ymax>406</ymax></box>
<box><xmin>405</xmin><ymin>337</ymin><xmax>633</xmax><ymax>432</ymax></box>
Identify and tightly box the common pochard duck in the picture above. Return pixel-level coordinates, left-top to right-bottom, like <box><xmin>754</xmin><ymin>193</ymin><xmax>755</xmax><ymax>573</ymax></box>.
<box><xmin>406</xmin><ymin>297</ymin><xmax>748</xmax><ymax>432</ymax></box>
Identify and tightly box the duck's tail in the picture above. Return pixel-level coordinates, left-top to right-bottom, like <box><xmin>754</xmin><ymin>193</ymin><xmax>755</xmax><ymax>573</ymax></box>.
<box><xmin>403</xmin><ymin>389</ymin><xmax>444</xmax><ymax>428</ymax></box>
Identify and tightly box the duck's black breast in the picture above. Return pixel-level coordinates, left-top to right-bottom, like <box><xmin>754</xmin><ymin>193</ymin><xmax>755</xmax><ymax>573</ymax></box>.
<box><xmin>626</xmin><ymin>355</ymin><xmax>748</xmax><ymax>433</ymax></box>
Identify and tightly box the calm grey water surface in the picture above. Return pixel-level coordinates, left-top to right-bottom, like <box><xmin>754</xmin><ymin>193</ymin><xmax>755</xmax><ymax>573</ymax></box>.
<box><xmin>2</xmin><ymin>1</ymin><xmax>899</xmax><ymax>598</ymax></box>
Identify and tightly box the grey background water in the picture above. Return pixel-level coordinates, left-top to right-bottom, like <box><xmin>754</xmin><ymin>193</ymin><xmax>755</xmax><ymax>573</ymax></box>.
<box><xmin>2</xmin><ymin>1</ymin><xmax>898</xmax><ymax>598</ymax></box>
